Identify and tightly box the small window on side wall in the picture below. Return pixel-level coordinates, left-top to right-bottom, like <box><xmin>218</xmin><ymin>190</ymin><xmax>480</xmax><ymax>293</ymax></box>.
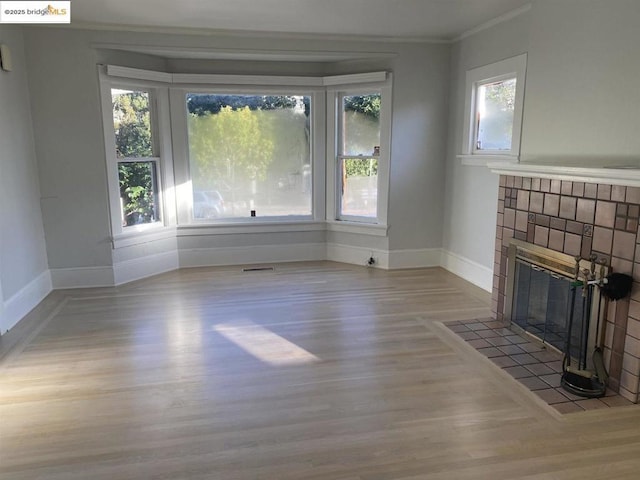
<box><xmin>461</xmin><ymin>54</ymin><xmax>527</xmax><ymax>163</ymax></box>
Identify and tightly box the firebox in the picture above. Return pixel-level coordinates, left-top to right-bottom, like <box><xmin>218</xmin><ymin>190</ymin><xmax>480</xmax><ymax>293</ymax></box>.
<box><xmin>505</xmin><ymin>239</ymin><xmax>609</xmax><ymax>366</ymax></box>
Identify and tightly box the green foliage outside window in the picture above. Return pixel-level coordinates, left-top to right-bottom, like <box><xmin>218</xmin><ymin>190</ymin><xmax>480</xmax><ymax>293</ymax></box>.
<box><xmin>112</xmin><ymin>90</ymin><xmax>157</xmax><ymax>225</ymax></box>
<box><xmin>344</xmin><ymin>158</ymin><xmax>378</xmax><ymax>177</ymax></box>
<box><xmin>344</xmin><ymin>95</ymin><xmax>381</xmax><ymax>119</ymax></box>
<box><xmin>188</xmin><ymin>105</ymin><xmax>275</xmax><ymax>189</ymax></box>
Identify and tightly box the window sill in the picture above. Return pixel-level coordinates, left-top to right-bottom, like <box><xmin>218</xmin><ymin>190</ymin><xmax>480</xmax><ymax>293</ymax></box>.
<box><xmin>326</xmin><ymin>220</ymin><xmax>388</xmax><ymax>236</ymax></box>
<box><xmin>177</xmin><ymin>221</ymin><xmax>326</xmax><ymax>236</ymax></box>
<box><xmin>111</xmin><ymin>220</ymin><xmax>390</xmax><ymax>248</ymax></box>
<box><xmin>457</xmin><ymin>154</ymin><xmax>519</xmax><ymax>166</ymax></box>
<box><xmin>112</xmin><ymin>226</ymin><xmax>176</xmax><ymax>249</ymax></box>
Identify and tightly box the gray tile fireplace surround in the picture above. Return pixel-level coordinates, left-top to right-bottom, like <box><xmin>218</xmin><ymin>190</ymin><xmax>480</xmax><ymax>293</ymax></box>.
<box><xmin>491</xmin><ymin>175</ymin><xmax>640</xmax><ymax>403</ymax></box>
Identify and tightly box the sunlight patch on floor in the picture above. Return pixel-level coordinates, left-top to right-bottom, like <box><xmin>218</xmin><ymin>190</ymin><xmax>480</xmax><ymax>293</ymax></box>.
<box><xmin>213</xmin><ymin>320</ymin><xmax>320</xmax><ymax>366</ymax></box>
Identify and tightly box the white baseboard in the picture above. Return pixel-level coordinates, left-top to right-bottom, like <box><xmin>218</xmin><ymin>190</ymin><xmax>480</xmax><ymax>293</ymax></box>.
<box><xmin>47</xmin><ymin>247</ymin><xmax>493</xmax><ymax>295</ymax></box>
<box><xmin>113</xmin><ymin>250</ymin><xmax>180</xmax><ymax>285</ymax></box>
<box><xmin>1</xmin><ymin>270</ymin><xmax>52</xmax><ymax>333</ymax></box>
<box><xmin>326</xmin><ymin>243</ymin><xmax>389</xmax><ymax>268</ymax></box>
<box><xmin>50</xmin><ymin>266</ymin><xmax>115</xmax><ymax>289</ymax></box>
<box><xmin>326</xmin><ymin>244</ymin><xmax>442</xmax><ymax>270</ymax></box>
<box><xmin>440</xmin><ymin>250</ymin><xmax>493</xmax><ymax>292</ymax></box>
<box><xmin>388</xmin><ymin>248</ymin><xmax>442</xmax><ymax>269</ymax></box>
<box><xmin>179</xmin><ymin>243</ymin><xmax>326</xmax><ymax>268</ymax></box>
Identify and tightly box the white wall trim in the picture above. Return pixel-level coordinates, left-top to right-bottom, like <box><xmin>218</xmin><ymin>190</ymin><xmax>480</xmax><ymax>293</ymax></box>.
<box><xmin>177</xmin><ymin>222</ymin><xmax>325</xmax><ymax>236</ymax></box>
<box><xmin>326</xmin><ymin>243</ymin><xmax>388</xmax><ymax>268</ymax></box>
<box><xmin>107</xmin><ymin>67</ymin><xmax>388</xmax><ymax>88</ymax></box>
<box><xmin>50</xmin><ymin>266</ymin><xmax>115</xmax><ymax>289</ymax></box>
<box><xmin>78</xmin><ymin>23</ymin><xmax>448</xmax><ymax>44</ymax></box>
<box><xmin>325</xmin><ymin>221</ymin><xmax>389</xmax><ymax>237</ymax></box>
<box><xmin>1</xmin><ymin>270</ymin><xmax>52</xmax><ymax>333</ymax></box>
<box><xmin>458</xmin><ymin>154</ymin><xmax>519</xmax><ymax>166</ymax></box>
<box><xmin>172</xmin><ymin>73</ymin><xmax>323</xmax><ymax>87</ymax></box>
<box><xmin>322</xmin><ymin>72</ymin><xmax>387</xmax><ymax>86</ymax></box>
<box><xmin>388</xmin><ymin>248</ymin><xmax>442</xmax><ymax>269</ymax></box>
<box><xmin>440</xmin><ymin>250</ymin><xmax>493</xmax><ymax>292</ymax></box>
<box><xmin>43</xmin><ymin>248</ymin><xmax>495</xmax><ymax>290</ymax></box>
<box><xmin>179</xmin><ymin>243</ymin><xmax>326</xmax><ymax>268</ymax></box>
<box><xmin>113</xmin><ymin>250</ymin><xmax>180</xmax><ymax>285</ymax></box>
<box><xmin>488</xmin><ymin>161</ymin><xmax>640</xmax><ymax>187</ymax></box>
<box><xmin>455</xmin><ymin>3</ymin><xmax>532</xmax><ymax>42</ymax></box>
<box><xmin>106</xmin><ymin>65</ymin><xmax>173</xmax><ymax>83</ymax></box>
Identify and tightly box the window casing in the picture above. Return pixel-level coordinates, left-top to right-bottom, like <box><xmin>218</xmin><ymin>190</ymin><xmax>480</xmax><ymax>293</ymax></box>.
<box><xmin>101</xmin><ymin>82</ymin><xmax>167</xmax><ymax>238</ymax></box>
<box><xmin>461</xmin><ymin>54</ymin><xmax>527</xmax><ymax>164</ymax></box>
<box><xmin>329</xmin><ymin>83</ymin><xmax>391</xmax><ymax>225</ymax></box>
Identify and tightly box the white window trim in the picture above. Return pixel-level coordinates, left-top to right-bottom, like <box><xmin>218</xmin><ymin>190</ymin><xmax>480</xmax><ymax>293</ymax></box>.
<box><xmin>100</xmin><ymin>66</ymin><xmax>391</xmax><ymax>240</ymax></box>
<box><xmin>98</xmin><ymin>68</ymin><xmax>177</xmax><ymax>246</ymax></box>
<box><xmin>460</xmin><ymin>54</ymin><xmax>527</xmax><ymax>165</ymax></box>
<box><xmin>327</xmin><ymin>79</ymin><xmax>392</xmax><ymax>227</ymax></box>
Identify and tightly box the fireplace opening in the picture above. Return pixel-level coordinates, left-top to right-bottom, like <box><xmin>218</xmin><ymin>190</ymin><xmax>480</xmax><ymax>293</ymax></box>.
<box><xmin>505</xmin><ymin>240</ymin><xmax>608</xmax><ymax>368</ymax></box>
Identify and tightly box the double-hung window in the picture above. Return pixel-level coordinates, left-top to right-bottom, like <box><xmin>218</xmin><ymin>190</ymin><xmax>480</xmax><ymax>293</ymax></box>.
<box><xmin>461</xmin><ymin>54</ymin><xmax>527</xmax><ymax>164</ymax></box>
<box><xmin>104</xmin><ymin>86</ymin><xmax>164</xmax><ymax>234</ymax></box>
<box><xmin>329</xmin><ymin>78</ymin><xmax>391</xmax><ymax>227</ymax></box>
<box><xmin>337</xmin><ymin>92</ymin><xmax>381</xmax><ymax>220</ymax></box>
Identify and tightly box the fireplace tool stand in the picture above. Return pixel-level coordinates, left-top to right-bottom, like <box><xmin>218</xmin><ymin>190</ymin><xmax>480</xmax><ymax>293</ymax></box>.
<box><xmin>561</xmin><ymin>257</ymin><xmax>633</xmax><ymax>398</ymax></box>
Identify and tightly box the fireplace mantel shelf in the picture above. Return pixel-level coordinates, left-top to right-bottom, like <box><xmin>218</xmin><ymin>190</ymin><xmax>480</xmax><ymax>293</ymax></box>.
<box><xmin>488</xmin><ymin>161</ymin><xmax>640</xmax><ymax>187</ymax></box>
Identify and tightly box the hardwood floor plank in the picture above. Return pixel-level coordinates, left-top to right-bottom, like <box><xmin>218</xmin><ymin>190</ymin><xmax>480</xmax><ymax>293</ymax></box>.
<box><xmin>1</xmin><ymin>263</ymin><xmax>640</xmax><ymax>479</ymax></box>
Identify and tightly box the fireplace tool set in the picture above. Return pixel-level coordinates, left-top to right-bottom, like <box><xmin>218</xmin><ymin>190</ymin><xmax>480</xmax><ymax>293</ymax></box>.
<box><xmin>561</xmin><ymin>255</ymin><xmax>633</xmax><ymax>398</ymax></box>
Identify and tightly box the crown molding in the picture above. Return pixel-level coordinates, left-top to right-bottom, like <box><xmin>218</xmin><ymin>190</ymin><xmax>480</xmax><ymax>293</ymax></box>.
<box><xmin>62</xmin><ymin>21</ymin><xmax>450</xmax><ymax>44</ymax></box>
<box><xmin>93</xmin><ymin>43</ymin><xmax>398</xmax><ymax>63</ymax></box>
<box><xmin>455</xmin><ymin>3</ymin><xmax>532</xmax><ymax>42</ymax></box>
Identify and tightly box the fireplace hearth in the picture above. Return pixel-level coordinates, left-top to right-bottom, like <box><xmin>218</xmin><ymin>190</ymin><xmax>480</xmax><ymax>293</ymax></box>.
<box><xmin>492</xmin><ymin>175</ymin><xmax>640</xmax><ymax>402</ymax></box>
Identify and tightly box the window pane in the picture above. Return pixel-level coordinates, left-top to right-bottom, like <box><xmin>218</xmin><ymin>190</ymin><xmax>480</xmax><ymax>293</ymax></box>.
<box><xmin>341</xmin><ymin>94</ymin><xmax>381</xmax><ymax>156</ymax></box>
<box><xmin>186</xmin><ymin>94</ymin><xmax>312</xmax><ymax>218</ymax></box>
<box><xmin>119</xmin><ymin>161</ymin><xmax>159</xmax><ymax>226</ymax></box>
<box><xmin>111</xmin><ymin>89</ymin><xmax>153</xmax><ymax>158</ymax></box>
<box><xmin>475</xmin><ymin>78</ymin><xmax>515</xmax><ymax>151</ymax></box>
<box><xmin>341</xmin><ymin>157</ymin><xmax>377</xmax><ymax>218</ymax></box>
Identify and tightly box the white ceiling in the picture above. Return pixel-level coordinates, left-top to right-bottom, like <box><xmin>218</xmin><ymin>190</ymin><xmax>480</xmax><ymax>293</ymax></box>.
<box><xmin>71</xmin><ymin>0</ymin><xmax>532</xmax><ymax>41</ymax></box>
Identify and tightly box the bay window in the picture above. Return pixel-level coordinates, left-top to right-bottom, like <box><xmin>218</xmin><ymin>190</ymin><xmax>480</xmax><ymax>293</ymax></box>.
<box><xmin>100</xmin><ymin>66</ymin><xmax>391</xmax><ymax>243</ymax></box>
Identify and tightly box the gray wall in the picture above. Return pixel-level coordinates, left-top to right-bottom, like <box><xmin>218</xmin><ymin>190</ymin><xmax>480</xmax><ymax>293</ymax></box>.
<box><xmin>442</xmin><ymin>8</ymin><xmax>531</xmax><ymax>274</ymax></box>
<box><xmin>21</xmin><ymin>27</ymin><xmax>450</xmax><ymax>275</ymax></box>
<box><xmin>0</xmin><ymin>26</ymin><xmax>48</xmax><ymax>301</ymax></box>
<box><xmin>443</xmin><ymin>0</ymin><xmax>640</xmax><ymax>286</ymax></box>
<box><xmin>522</xmin><ymin>0</ymin><xmax>640</xmax><ymax>158</ymax></box>
<box><xmin>23</xmin><ymin>28</ymin><xmax>113</xmax><ymax>270</ymax></box>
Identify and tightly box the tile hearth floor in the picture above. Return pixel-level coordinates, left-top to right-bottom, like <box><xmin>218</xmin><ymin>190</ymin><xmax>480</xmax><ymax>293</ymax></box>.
<box><xmin>446</xmin><ymin>318</ymin><xmax>633</xmax><ymax>414</ymax></box>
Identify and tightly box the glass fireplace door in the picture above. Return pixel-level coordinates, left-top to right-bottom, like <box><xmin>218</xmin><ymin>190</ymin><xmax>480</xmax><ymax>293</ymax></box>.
<box><xmin>511</xmin><ymin>259</ymin><xmax>585</xmax><ymax>354</ymax></box>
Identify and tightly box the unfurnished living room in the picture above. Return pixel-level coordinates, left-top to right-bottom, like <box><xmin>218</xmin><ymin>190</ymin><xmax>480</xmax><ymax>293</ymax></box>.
<box><xmin>4</xmin><ymin>0</ymin><xmax>640</xmax><ymax>478</ymax></box>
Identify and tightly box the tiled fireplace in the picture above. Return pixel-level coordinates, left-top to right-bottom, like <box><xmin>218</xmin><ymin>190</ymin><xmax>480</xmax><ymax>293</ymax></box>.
<box><xmin>492</xmin><ymin>174</ymin><xmax>640</xmax><ymax>403</ymax></box>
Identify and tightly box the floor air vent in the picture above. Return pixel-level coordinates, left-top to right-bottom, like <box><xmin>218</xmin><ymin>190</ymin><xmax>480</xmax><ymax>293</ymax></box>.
<box><xmin>242</xmin><ymin>267</ymin><xmax>275</xmax><ymax>272</ymax></box>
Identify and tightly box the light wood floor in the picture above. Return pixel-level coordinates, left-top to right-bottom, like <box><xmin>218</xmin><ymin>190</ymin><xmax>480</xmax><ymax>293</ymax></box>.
<box><xmin>2</xmin><ymin>262</ymin><xmax>640</xmax><ymax>479</ymax></box>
